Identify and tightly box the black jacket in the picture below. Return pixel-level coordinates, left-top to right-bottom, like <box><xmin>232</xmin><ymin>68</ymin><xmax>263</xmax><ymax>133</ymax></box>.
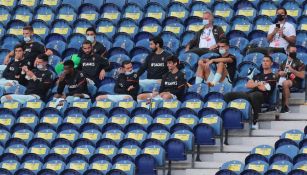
<box><xmin>25</xmin><ymin>69</ymin><xmax>53</xmax><ymax>99</ymax></box>
<box><xmin>57</xmin><ymin>71</ymin><xmax>88</xmax><ymax>96</ymax></box>
<box><xmin>114</xmin><ymin>72</ymin><xmax>139</xmax><ymax>100</ymax></box>
<box><xmin>187</xmin><ymin>25</ymin><xmax>225</xmax><ymax>49</ymax></box>
<box><xmin>160</xmin><ymin>71</ymin><xmax>187</xmax><ymax>100</ymax></box>
<box><xmin>3</xmin><ymin>59</ymin><xmax>31</xmax><ymax>85</ymax></box>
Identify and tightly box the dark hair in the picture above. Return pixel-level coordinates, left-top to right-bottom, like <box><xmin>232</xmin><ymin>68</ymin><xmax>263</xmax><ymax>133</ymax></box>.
<box><xmin>149</xmin><ymin>36</ymin><xmax>163</xmax><ymax>48</ymax></box>
<box><xmin>287</xmin><ymin>44</ymin><xmax>296</xmax><ymax>50</ymax></box>
<box><xmin>122</xmin><ymin>60</ymin><xmax>132</xmax><ymax>67</ymax></box>
<box><xmin>14</xmin><ymin>44</ymin><xmax>25</xmax><ymax>51</ymax></box>
<box><xmin>167</xmin><ymin>55</ymin><xmax>179</xmax><ymax>65</ymax></box>
<box><xmin>264</xmin><ymin>55</ymin><xmax>273</xmax><ymax>62</ymax></box>
<box><xmin>86</xmin><ymin>27</ymin><xmax>96</xmax><ymax>34</ymax></box>
<box><xmin>218</xmin><ymin>38</ymin><xmax>229</xmax><ymax>46</ymax></box>
<box><xmin>276</xmin><ymin>7</ymin><xmax>287</xmax><ymax>15</ymax></box>
<box><xmin>64</xmin><ymin>60</ymin><xmax>74</xmax><ymax>68</ymax></box>
<box><xmin>23</xmin><ymin>26</ymin><xmax>33</xmax><ymax>32</ymax></box>
<box><xmin>37</xmin><ymin>54</ymin><xmax>49</xmax><ymax>62</ymax></box>
<box><xmin>82</xmin><ymin>40</ymin><xmax>92</xmax><ymax>46</ymax></box>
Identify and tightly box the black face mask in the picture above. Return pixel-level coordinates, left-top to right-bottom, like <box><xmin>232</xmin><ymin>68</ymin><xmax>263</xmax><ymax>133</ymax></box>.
<box><xmin>277</xmin><ymin>14</ymin><xmax>285</xmax><ymax>21</ymax></box>
<box><xmin>289</xmin><ymin>52</ymin><xmax>296</xmax><ymax>59</ymax></box>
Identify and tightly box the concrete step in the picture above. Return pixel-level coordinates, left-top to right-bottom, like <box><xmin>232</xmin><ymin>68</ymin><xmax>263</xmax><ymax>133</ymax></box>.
<box><xmin>259</xmin><ymin>120</ymin><xmax>307</xmax><ymax>130</ymax></box>
<box><xmin>198</xmin><ymin>145</ymin><xmax>253</xmax><ymax>153</ymax></box>
<box><xmin>297</xmin><ymin>105</ymin><xmax>307</xmax><ymax>113</ymax></box>
<box><xmin>186</xmin><ymin>168</ymin><xmax>219</xmax><ymax>175</ymax></box>
<box><xmin>286</xmin><ymin>92</ymin><xmax>306</xmax><ymax>105</ymax></box>
<box><xmin>227</xmin><ymin>136</ymin><xmax>278</xmax><ymax>146</ymax></box>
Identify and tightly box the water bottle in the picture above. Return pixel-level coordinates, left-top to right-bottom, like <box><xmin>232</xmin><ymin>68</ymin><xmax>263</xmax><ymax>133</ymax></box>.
<box><xmin>196</xmin><ymin>83</ymin><xmax>202</xmax><ymax>94</ymax></box>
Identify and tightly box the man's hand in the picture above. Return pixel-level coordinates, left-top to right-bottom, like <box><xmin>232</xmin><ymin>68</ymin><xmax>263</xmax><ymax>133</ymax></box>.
<box><xmin>73</xmin><ymin>93</ymin><xmax>84</xmax><ymax>98</ymax></box>
<box><xmin>278</xmin><ymin>71</ymin><xmax>286</xmax><ymax>77</ymax></box>
<box><xmin>45</xmin><ymin>49</ymin><xmax>53</xmax><ymax>56</ymax></box>
<box><xmin>257</xmin><ymin>82</ymin><xmax>266</xmax><ymax>91</ymax></box>
<box><xmin>54</xmin><ymin>93</ymin><xmax>64</xmax><ymax>98</ymax></box>
<box><xmin>127</xmin><ymin>85</ymin><xmax>134</xmax><ymax>91</ymax></box>
<box><xmin>209</xmin><ymin>45</ymin><xmax>217</xmax><ymax>51</ymax></box>
<box><xmin>206</xmin><ymin>59</ymin><xmax>214</xmax><ymax>66</ymax></box>
<box><xmin>58</xmin><ymin>73</ymin><xmax>66</xmax><ymax>82</ymax></box>
<box><xmin>4</xmin><ymin>82</ymin><xmax>13</xmax><ymax>86</ymax></box>
<box><xmin>99</xmin><ymin>69</ymin><xmax>105</xmax><ymax>80</ymax></box>
<box><xmin>26</xmin><ymin>70</ymin><xmax>35</xmax><ymax>78</ymax></box>
<box><xmin>285</xmin><ymin>65</ymin><xmax>294</xmax><ymax>73</ymax></box>
<box><xmin>3</xmin><ymin>51</ymin><xmax>14</xmax><ymax>65</ymax></box>
<box><xmin>278</xmin><ymin>29</ymin><xmax>284</xmax><ymax>37</ymax></box>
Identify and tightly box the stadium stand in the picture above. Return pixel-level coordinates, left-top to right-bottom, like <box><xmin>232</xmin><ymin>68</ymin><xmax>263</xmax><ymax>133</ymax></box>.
<box><xmin>0</xmin><ymin>0</ymin><xmax>306</xmax><ymax>175</ymax></box>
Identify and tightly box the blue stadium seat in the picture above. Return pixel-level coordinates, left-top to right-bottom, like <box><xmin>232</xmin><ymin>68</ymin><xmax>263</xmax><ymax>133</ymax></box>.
<box><xmin>283</xmin><ymin>1</ymin><xmax>302</xmax><ymax>21</ymax></box>
<box><xmin>165</xmin><ymin>138</ymin><xmax>187</xmax><ymax>175</ymax></box>
<box><xmin>231</xmin><ymin>16</ymin><xmax>253</xmax><ymax>35</ymax></box>
<box><xmin>163</xmin><ymin>17</ymin><xmax>185</xmax><ymax>38</ymax></box>
<box><xmin>213</xmin><ymin>1</ymin><xmax>234</xmax><ymax>23</ymax></box>
<box><xmin>180</xmin><ymin>99</ymin><xmax>204</xmax><ymax>114</ymax></box>
<box><xmin>275</xmin><ymin>145</ymin><xmax>299</xmax><ymax>160</ymax></box>
<box><xmin>79</xmin><ymin>4</ymin><xmax>99</xmax><ymax>25</ymax></box>
<box><xmin>111</xmin><ymin>160</ymin><xmax>135</xmax><ymax>175</ymax></box>
<box><xmin>0</xmin><ymin>0</ymin><xmax>17</xmax><ymax>9</ymax></box>
<box><xmin>105</xmin><ymin>0</ymin><xmax>127</xmax><ymax>9</ymax></box>
<box><xmin>48</xmin><ymin>145</ymin><xmax>72</xmax><ymax>160</ymax></box>
<box><xmin>73</xmin><ymin>19</ymin><xmax>93</xmax><ymax>35</ymax></box>
<box><xmin>56</xmin><ymin>129</ymin><xmax>79</xmax><ymax>145</ymax></box>
<box><xmin>88</xmin><ymin>160</ymin><xmax>111</xmax><ymax>174</ymax></box>
<box><xmin>96</xmin><ymin>18</ymin><xmax>117</xmax><ymax>39</ymax></box>
<box><xmin>190</xmin><ymin>1</ymin><xmax>209</xmax><ymax>18</ymax></box>
<box><xmin>253</xmin><ymin>15</ymin><xmax>273</xmax><ymax>34</ymax></box>
<box><xmin>13</xmin><ymin>5</ymin><xmax>33</xmax><ymax>23</ymax></box>
<box><xmin>56</xmin><ymin>4</ymin><xmax>77</xmax><ymax>25</ymax></box>
<box><xmin>204</xmin><ymin>99</ymin><xmax>227</xmax><ymax>114</ymax></box>
<box><xmin>100</xmin><ymin>3</ymin><xmax>121</xmax><ymax>24</ymax></box>
<box><xmin>118</xmin><ymin>18</ymin><xmax>139</xmax><ymax>39</ymax></box>
<box><xmin>280</xmin><ymin>129</ymin><xmax>304</xmax><ymax>145</ymax></box>
<box><xmin>222</xmin><ymin>107</ymin><xmax>244</xmax><ymax>145</ymax></box>
<box><xmin>66</xmin><ymin>160</ymin><xmax>89</xmax><ymax>174</ymax></box>
<box><xmin>7</xmin><ymin>20</ymin><xmax>26</xmax><ymax>40</ymax></box>
<box><xmin>0</xmin><ymin>108</ymin><xmax>15</xmax><ymax>131</ymax></box>
<box><xmin>31</xmin><ymin>20</ymin><xmax>50</xmax><ymax>41</ymax></box>
<box><xmin>139</xmin><ymin>18</ymin><xmax>162</xmax><ymax>37</ymax></box>
<box><xmin>144</xmin><ymin>3</ymin><xmax>166</xmax><ymax>23</ymax></box>
<box><xmin>221</xmin><ymin>160</ymin><xmax>245</xmax><ymax>174</ymax></box>
<box><xmin>150</xmin><ymin>0</ymin><xmax>170</xmax><ymax>9</ymax></box>
<box><xmin>96</xmin><ymin>33</ymin><xmax>112</xmax><ymax>51</ymax></box>
<box><xmin>296</xmin><ymin>31</ymin><xmax>307</xmax><ymax>48</ymax></box>
<box><xmin>258</xmin><ymin>1</ymin><xmax>277</xmax><ymax>20</ymax></box>
<box><xmin>19</xmin><ymin>160</ymin><xmax>43</xmax><ymax>174</ymax></box>
<box><xmin>237</xmin><ymin>61</ymin><xmax>260</xmax><ymax>79</ymax></box>
<box><xmin>167</xmin><ymin>2</ymin><xmax>189</xmax><ymax>23</ymax></box>
<box><xmin>235</xmin><ymin>4</ymin><xmax>257</xmax><ymax>22</ymax></box>
<box><xmin>51</xmin><ymin>19</ymin><xmax>72</xmax><ymax>40</ymax></box>
<box><xmin>62</xmin><ymin>0</ymin><xmax>81</xmax><ymax>11</ymax></box>
<box><xmin>228</xmin><ymin>99</ymin><xmax>252</xmax><ymax>120</ymax></box>
<box><xmin>181</xmin><ymin>31</ymin><xmax>195</xmax><ymax>47</ymax></box>
<box><xmin>0</xmin><ymin>5</ymin><xmax>11</xmax><ymax>26</ymax></box>
<box><xmin>0</xmin><ymin>160</ymin><xmax>20</xmax><ymax>174</ymax></box>
<box><xmin>113</xmin><ymin>37</ymin><xmax>134</xmax><ymax>54</ymax></box>
<box><xmin>46</xmin><ymin>39</ymin><xmax>67</xmax><ymax>56</ymax></box>
<box><xmin>34</xmin><ymin>5</ymin><xmax>55</xmax><ymax>26</ymax></box>
<box><xmin>251</xmin><ymin>145</ymin><xmax>275</xmax><ymax>161</ymax></box>
<box><xmin>135</xmin><ymin>153</ymin><xmax>157</xmax><ymax>175</ymax></box>
<box><xmin>245</xmin><ymin>160</ymin><xmax>269</xmax><ymax>174</ymax></box>
<box><xmin>42</xmin><ymin>160</ymin><xmax>65</xmax><ymax>174</ymax></box>
<box><xmin>269</xmin><ymin>160</ymin><xmax>293</xmax><ymax>174</ymax></box>
<box><xmin>160</xmin><ymin>31</ymin><xmax>180</xmax><ymax>54</ymax></box>
<box><xmin>102</xmin><ymin>129</ymin><xmax>125</xmax><ymax>145</ymax></box>
<box><xmin>185</xmin><ymin>16</ymin><xmax>203</xmax><ymax>34</ymax></box>
<box><xmin>123</xmin><ymin>3</ymin><xmax>144</xmax><ymax>24</ymax></box>
<box><xmin>40</xmin><ymin>0</ymin><xmax>61</xmax><ymax>11</ymax></box>
<box><xmin>67</xmin><ymin>33</ymin><xmax>85</xmax><ymax>50</ymax></box>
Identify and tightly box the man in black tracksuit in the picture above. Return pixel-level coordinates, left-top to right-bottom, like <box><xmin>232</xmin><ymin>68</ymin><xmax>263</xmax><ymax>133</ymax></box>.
<box><xmin>96</xmin><ymin>61</ymin><xmax>139</xmax><ymax>101</ymax></box>
<box><xmin>137</xmin><ymin>36</ymin><xmax>172</xmax><ymax>89</ymax></box>
<box><xmin>224</xmin><ymin>56</ymin><xmax>277</xmax><ymax>129</ymax></box>
<box><xmin>1</xmin><ymin>54</ymin><xmax>53</xmax><ymax>103</ymax></box>
<box><xmin>54</xmin><ymin>60</ymin><xmax>89</xmax><ymax>102</ymax></box>
<box><xmin>138</xmin><ymin>56</ymin><xmax>187</xmax><ymax>101</ymax></box>
<box><xmin>78</xmin><ymin>40</ymin><xmax>110</xmax><ymax>86</ymax></box>
<box><xmin>1</xmin><ymin>44</ymin><xmax>31</xmax><ymax>88</ymax></box>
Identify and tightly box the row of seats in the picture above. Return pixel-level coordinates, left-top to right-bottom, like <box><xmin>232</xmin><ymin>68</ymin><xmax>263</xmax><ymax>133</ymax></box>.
<box><xmin>216</xmin><ymin>128</ymin><xmax>307</xmax><ymax>175</ymax></box>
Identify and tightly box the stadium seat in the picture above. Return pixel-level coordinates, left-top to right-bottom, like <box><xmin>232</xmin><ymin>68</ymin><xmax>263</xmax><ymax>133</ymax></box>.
<box><xmin>283</xmin><ymin>1</ymin><xmax>302</xmax><ymax>21</ymax></box>
<box><xmin>163</xmin><ymin>17</ymin><xmax>185</xmax><ymax>37</ymax></box>
<box><xmin>221</xmin><ymin>160</ymin><xmax>245</xmax><ymax>174</ymax></box>
<box><xmin>144</xmin><ymin>3</ymin><xmax>165</xmax><ymax>23</ymax></box>
<box><xmin>213</xmin><ymin>1</ymin><xmax>234</xmax><ymax>23</ymax></box>
<box><xmin>167</xmin><ymin>2</ymin><xmax>189</xmax><ymax>23</ymax></box>
<box><xmin>79</xmin><ymin>4</ymin><xmax>99</xmax><ymax>25</ymax></box>
<box><xmin>13</xmin><ymin>5</ymin><xmax>33</xmax><ymax>23</ymax></box>
<box><xmin>231</xmin><ymin>16</ymin><xmax>253</xmax><ymax>35</ymax></box>
<box><xmin>7</xmin><ymin>20</ymin><xmax>26</xmax><ymax>40</ymax></box>
<box><xmin>34</xmin><ymin>5</ymin><xmax>55</xmax><ymax>26</ymax></box>
<box><xmin>165</xmin><ymin>138</ymin><xmax>187</xmax><ymax>175</ymax></box>
<box><xmin>51</xmin><ymin>19</ymin><xmax>72</xmax><ymax>39</ymax></box>
<box><xmin>135</xmin><ymin>153</ymin><xmax>157</xmax><ymax>175</ymax></box>
<box><xmin>40</xmin><ymin>0</ymin><xmax>61</xmax><ymax>10</ymax></box>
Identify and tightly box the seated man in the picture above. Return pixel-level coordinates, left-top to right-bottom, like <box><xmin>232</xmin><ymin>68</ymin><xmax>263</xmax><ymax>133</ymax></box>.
<box><xmin>278</xmin><ymin>45</ymin><xmax>305</xmax><ymax>113</ymax></box>
<box><xmin>185</xmin><ymin>11</ymin><xmax>225</xmax><ymax>56</ymax></box>
<box><xmin>96</xmin><ymin>61</ymin><xmax>139</xmax><ymax>102</ymax></box>
<box><xmin>0</xmin><ymin>44</ymin><xmax>31</xmax><ymax>89</ymax></box>
<box><xmin>195</xmin><ymin>39</ymin><xmax>236</xmax><ymax>87</ymax></box>
<box><xmin>1</xmin><ymin>54</ymin><xmax>53</xmax><ymax>103</ymax></box>
<box><xmin>248</xmin><ymin>8</ymin><xmax>296</xmax><ymax>54</ymax></box>
<box><xmin>137</xmin><ymin>56</ymin><xmax>187</xmax><ymax>101</ymax></box>
<box><xmin>78</xmin><ymin>40</ymin><xmax>110</xmax><ymax>85</ymax></box>
<box><xmin>54</xmin><ymin>60</ymin><xmax>89</xmax><ymax>103</ymax></box>
<box><xmin>82</xmin><ymin>27</ymin><xmax>107</xmax><ymax>57</ymax></box>
<box><xmin>3</xmin><ymin>26</ymin><xmax>52</xmax><ymax>67</ymax></box>
<box><xmin>224</xmin><ymin>56</ymin><xmax>277</xmax><ymax>129</ymax></box>
<box><xmin>137</xmin><ymin>36</ymin><xmax>172</xmax><ymax>89</ymax></box>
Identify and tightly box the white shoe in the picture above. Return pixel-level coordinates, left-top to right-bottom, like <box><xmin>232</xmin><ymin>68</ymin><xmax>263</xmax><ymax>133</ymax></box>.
<box><xmin>252</xmin><ymin>123</ymin><xmax>259</xmax><ymax>130</ymax></box>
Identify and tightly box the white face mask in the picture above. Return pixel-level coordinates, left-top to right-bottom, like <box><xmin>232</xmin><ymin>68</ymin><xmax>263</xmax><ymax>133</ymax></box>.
<box><xmin>125</xmin><ymin>70</ymin><xmax>134</xmax><ymax>75</ymax></box>
<box><xmin>203</xmin><ymin>19</ymin><xmax>209</xmax><ymax>26</ymax></box>
<box><xmin>24</xmin><ymin>36</ymin><xmax>31</xmax><ymax>42</ymax></box>
<box><xmin>86</xmin><ymin>35</ymin><xmax>95</xmax><ymax>43</ymax></box>
<box><xmin>219</xmin><ymin>48</ymin><xmax>226</xmax><ymax>55</ymax></box>
<box><xmin>36</xmin><ymin>64</ymin><xmax>44</xmax><ymax>70</ymax></box>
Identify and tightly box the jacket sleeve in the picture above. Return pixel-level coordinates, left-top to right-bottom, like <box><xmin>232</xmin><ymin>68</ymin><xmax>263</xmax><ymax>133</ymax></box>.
<box><xmin>171</xmin><ymin>73</ymin><xmax>187</xmax><ymax>95</ymax></box>
<box><xmin>2</xmin><ymin>63</ymin><xmax>10</xmax><ymax>79</ymax></box>
<box><xmin>114</xmin><ymin>74</ymin><xmax>128</xmax><ymax>94</ymax></box>
<box><xmin>67</xmin><ymin>72</ymin><xmax>87</xmax><ymax>96</ymax></box>
<box><xmin>98</xmin><ymin>56</ymin><xmax>110</xmax><ymax>71</ymax></box>
<box><xmin>57</xmin><ymin>79</ymin><xmax>66</xmax><ymax>94</ymax></box>
<box><xmin>33</xmin><ymin>71</ymin><xmax>53</xmax><ymax>92</ymax></box>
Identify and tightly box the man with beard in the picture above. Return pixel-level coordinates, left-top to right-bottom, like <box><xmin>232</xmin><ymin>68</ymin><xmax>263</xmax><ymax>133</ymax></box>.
<box><xmin>78</xmin><ymin>40</ymin><xmax>110</xmax><ymax>85</ymax></box>
<box><xmin>137</xmin><ymin>36</ymin><xmax>172</xmax><ymax>89</ymax></box>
